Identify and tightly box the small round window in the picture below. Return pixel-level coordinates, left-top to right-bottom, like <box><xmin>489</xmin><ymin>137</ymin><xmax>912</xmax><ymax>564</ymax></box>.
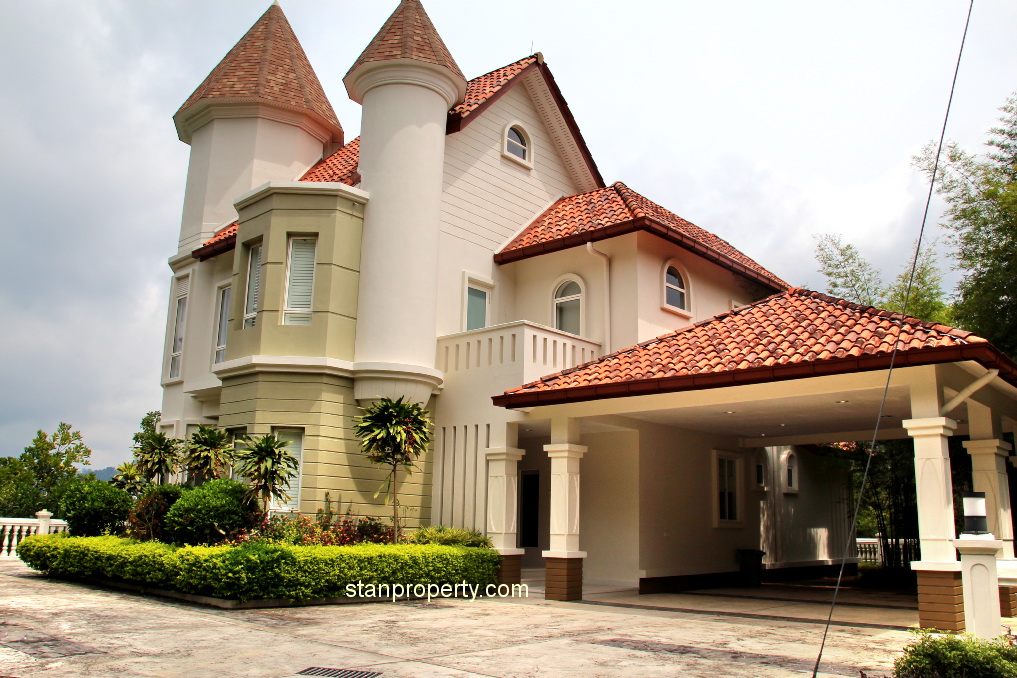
<box><xmin>506</xmin><ymin>126</ymin><xmax>528</xmax><ymax>160</ymax></box>
<box><xmin>665</xmin><ymin>266</ymin><xmax>687</xmax><ymax>310</ymax></box>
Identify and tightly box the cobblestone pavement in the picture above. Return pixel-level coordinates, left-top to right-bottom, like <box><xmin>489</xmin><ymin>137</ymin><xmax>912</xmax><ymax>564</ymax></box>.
<box><xmin>0</xmin><ymin>560</ymin><xmax>910</xmax><ymax>678</ymax></box>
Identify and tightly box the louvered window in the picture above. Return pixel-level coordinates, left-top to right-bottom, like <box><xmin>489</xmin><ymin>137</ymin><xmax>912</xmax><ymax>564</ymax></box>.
<box><xmin>168</xmin><ymin>275</ymin><xmax>189</xmax><ymax>378</ymax></box>
<box><xmin>243</xmin><ymin>244</ymin><xmax>262</xmax><ymax>328</ymax></box>
<box><xmin>214</xmin><ymin>286</ymin><xmax>230</xmax><ymax>363</ymax></box>
<box><xmin>284</xmin><ymin>237</ymin><xmax>316</xmax><ymax>325</ymax></box>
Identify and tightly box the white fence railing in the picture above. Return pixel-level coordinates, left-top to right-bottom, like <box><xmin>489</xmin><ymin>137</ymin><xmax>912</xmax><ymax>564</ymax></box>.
<box><xmin>856</xmin><ymin>538</ymin><xmax>880</xmax><ymax>564</ymax></box>
<box><xmin>0</xmin><ymin>511</ymin><xmax>68</xmax><ymax>559</ymax></box>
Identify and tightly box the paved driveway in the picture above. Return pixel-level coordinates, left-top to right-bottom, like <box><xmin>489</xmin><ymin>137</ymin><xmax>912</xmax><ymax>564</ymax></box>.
<box><xmin>0</xmin><ymin>560</ymin><xmax>910</xmax><ymax>677</ymax></box>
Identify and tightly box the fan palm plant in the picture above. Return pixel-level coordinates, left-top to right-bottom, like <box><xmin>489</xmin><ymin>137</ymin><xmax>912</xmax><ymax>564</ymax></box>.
<box><xmin>184</xmin><ymin>425</ymin><xmax>234</xmax><ymax>485</ymax></box>
<box><xmin>233</xmin><ymin>433</ymin><xmax>299</xmax><ymax>515</ymax></box>
<box><xmin>354</xmin><ymin>396</ymin><xmax>432</xmax><ymax>541</ymax></box>
<box><xmin>110</xmin><ymin>460</ymin><xmax>147</xmax><ymax>498</ymax></box>
<box><xmin>135</xmin><ymin>432</ymin><xmax>181</xmax><ymax>484</ymax></box>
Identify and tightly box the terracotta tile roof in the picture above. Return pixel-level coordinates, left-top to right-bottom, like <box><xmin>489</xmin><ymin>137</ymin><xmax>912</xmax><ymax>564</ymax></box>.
<box><xmin>347</xmin><ymin>0</ymin><xmax>464</xmax><ymax>80</ymax></box>
<box><xmin>301</xmin><ymin>137</ymin><xmax>361</xmax><ymax>184</ymax></box>
<box><xmin>496</xmin><ymin>182</ymin><xmax>788</xmax><ymax>290</ymax></box>
<box><xmin>204</xmin><ymin>221</ymin><xmax>238</xmax><ymax>246</ymax></box>
<box><xmin>452</xmin><ymin>55</ymin><xmax>538</xmax><ymax>120</ymax></box>
<box><xmin>494</xmin><ymin>289</ymin><xmax>1016</xmax><ymax>407</ymax></box>
<box><xmin>176</xmin><ymin>4</ymin><xmax>342</xmax><ymax>141</ymax></box>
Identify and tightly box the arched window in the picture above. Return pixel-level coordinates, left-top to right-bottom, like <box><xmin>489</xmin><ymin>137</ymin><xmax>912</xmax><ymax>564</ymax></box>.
<box><xmin>506</xmin><ymin>126</ymin><xmax>528</xmax><ymax>160</ymax></box>
<box><xmin>664</xmin><ymin>265</ymin><xmax>688</xmax><ymax>310</ymax></box>
<box><xmin>784</xmin><ymin>451</ymin><xmax>798</xmax><ymax>492</ymax></box>
<box><xmin>554</xmin><ymin>280</ymin><xmax>582</xmax><ymax>335</ymax></box>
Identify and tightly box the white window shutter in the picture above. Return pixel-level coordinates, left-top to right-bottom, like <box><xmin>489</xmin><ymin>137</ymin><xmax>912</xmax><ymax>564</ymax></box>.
<box><xmin>284</xmin><ymin>238</ymin><xmax>316</xmax><ymax>325</ymax></box>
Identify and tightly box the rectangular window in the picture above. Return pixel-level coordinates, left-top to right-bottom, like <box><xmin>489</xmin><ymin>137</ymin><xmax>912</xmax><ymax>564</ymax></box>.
<box><xmin>718</xmin><ymin>456</ymin><xmax>738</xmax><ymax>522</ymax></box>
<box><xmin>273</xmin><ymin>428</ymin><xmax>303</xmax><ymax>511</ymax></box>
<box><xmin>283</xmin><ymin>237</ymin><xmax>316</xmax><ymax>325</ymax></box>
<box><xmin>168</xmin><ymin>276</ymin><xmax>189</xmax><ymax>379</ymax></box>
<box><xmin>466</xmin><ymin>285</ymin><xmax>489</xmax><ymax>331</ymax></box>
<box><xmin>243</xmin><ymin>244</ymin><xmax>262</xmax><ymax>328</ymax></box>
<box><xmin>213</xmin><ymin>286</ymin><xmax>230</xmax><ymax>364</ymax></box>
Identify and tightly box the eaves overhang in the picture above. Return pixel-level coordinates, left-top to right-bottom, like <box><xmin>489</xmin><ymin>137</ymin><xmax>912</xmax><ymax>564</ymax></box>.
<box><xmin>492</xmin><ymin>342</ymin><xmax>1017</xmax><ymax>410</ymax></box>
<box><xmin>494</xmin><ymin>215</ymin><xmax>788</xmax><ymax>293</ymax></box>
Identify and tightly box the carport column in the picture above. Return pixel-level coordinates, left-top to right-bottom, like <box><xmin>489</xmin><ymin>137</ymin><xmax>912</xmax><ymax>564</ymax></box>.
<box><xmin>543</xmin><ymin>417</ymin><xmax>586</xmax><ymax>601</ymax></box>
<box><xmin>486</xmin><ymin>446</ymin><xmax>525</xmax><ymax>585</ymax></box>
<box><xmin>905</xmin><ymin>416</ymin><xmax>962</xmax><ymax>631</ymax></box>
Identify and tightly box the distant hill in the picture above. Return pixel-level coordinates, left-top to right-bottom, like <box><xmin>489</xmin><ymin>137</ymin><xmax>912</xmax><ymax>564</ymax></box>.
<box><xmin>82</xmin><ymin>466</ymin><xmax>117</xmax><ymax>481</ymax></box>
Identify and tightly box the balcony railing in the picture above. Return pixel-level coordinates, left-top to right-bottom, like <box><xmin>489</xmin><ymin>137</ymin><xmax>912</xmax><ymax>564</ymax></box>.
<box><xmin>437</xmin><ymin>321</ymin><xmax>601</xmax><ymax>384</ymax></box>
<box><xmin>1</xmin><ymin>511</ymin><xmax>68</xmax><ymax>559</ymax></box>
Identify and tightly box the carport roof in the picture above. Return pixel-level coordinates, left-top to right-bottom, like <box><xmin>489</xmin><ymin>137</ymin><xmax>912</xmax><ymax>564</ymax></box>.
<box><xmin>493</xmin><ymin>288</ymin><xmax>1017</xmax><ymax>408</ymax></box>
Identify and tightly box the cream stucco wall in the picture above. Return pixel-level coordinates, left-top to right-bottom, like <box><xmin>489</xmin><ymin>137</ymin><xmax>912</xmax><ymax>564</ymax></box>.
<box><xmin>437</xmin><ymin>77</ymin><xmax>581</xmax><ymax>338</ymax></box>
<box><xmin>179</xmin><ymin>113</ymin><xmax>328</xmax><ymax>253</ymax></box>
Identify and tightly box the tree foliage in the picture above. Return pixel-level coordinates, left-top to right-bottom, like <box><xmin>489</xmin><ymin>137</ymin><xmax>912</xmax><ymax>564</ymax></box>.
<box><xmin>233</xmin><ymin>434</ymin><xmax>299</xmax><ymax>515</ymax></box>
<box><xmin>184</xmin><ymin>425</ymin><xmax>234</xmax><ymax>485</ymax></box>
<box><xmin>354</xmin><ymin>396</ymin><xmax>432</xmax><ymax>541</ymax></box>
<box><xmin>135</xmin><ymin>432</ymin><xmax>181</xmax><ymax>484</ymax></box>
<box><xmin>914</xmin><ymin>91</ymin><xmax>1017</xmax><ymax>356</ymax></box>
<box><xmin>813</xmin><ymin>234</ymin><xmax>952</xmax><ymax>324</ymax></box>
<box><xmin>0</xmin><ymin>423</ymin><xmax>92</xmax><ymax>518</ymax></box>
<box><xmin>110</xmin><ymin>461</ymin><xmax>147</xmax><ymax>498</ymax></box>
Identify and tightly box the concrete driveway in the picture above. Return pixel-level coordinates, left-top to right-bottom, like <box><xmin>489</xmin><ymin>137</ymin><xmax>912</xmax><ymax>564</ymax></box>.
<box><xmin>0</xmin><ymin>560</ymin><xmax>911</xmax><ymax>677</ymax></box>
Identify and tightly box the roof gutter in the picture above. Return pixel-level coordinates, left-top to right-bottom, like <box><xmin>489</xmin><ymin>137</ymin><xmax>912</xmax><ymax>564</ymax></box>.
<box><xmin>586</xmin><ymin>242</ymin><xmax>611</xmax><ymax>353</ymax></box>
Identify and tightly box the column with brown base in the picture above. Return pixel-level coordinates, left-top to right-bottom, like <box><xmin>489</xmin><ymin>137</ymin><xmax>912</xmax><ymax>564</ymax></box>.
<box><xmin>543</xmin><ymin>428</ymin><xmax>586</xmax><ymax>602</ymax></box>
<box><xmin>999</xmin><ymin>586</ymin><xmax>1017</xmax><ymax>617</ymax></box>
<box><xmin>486</xmin><ymin>446</ymin><xmax>525</xmax><ymax>586</ymax></box>
<box><xmin>917</xmin><ymin>569</ymin><xmax>965</xmax><ymax>632</ymax></box>
<box><xmin>905</xmin><ymin>415</ymin><xmax>961</xmax><ymax>630</ymax></box>
<box><xmin>545</xmin><ymin>557</ymin><xmax>583</xmax><ymax>601</ymax></box>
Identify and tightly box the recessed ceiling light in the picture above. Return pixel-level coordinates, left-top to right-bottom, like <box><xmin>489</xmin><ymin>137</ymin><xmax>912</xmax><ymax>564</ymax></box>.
<box><xmin>724</xmin><ymin>411</ymin><xmax>736</xmax><ymax>414</ymax></box>
<box><xmin>835</xmin><ymin>400</ymin><xmax>849</xmax><ymax>404</ymax></box>
<box><xmin>780</xmin><ymin>424</ymin><xmax>786</xmax><ymax>427</ymax></box>
<box><xmin>760</xmin><ymin>433</ymin><xmax>766</xmax><ymax>437</ymax></box>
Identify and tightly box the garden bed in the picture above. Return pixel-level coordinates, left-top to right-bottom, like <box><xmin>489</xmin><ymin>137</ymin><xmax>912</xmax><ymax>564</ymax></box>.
<box><xmin>17</xmin><ymin>533</ymin><xmax>500</xmax><ymax>605</ymax></box>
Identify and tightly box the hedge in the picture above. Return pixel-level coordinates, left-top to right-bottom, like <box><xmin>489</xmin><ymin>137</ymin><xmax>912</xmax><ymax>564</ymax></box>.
<box><xmin>17</xmin><ymin>533</ymin><xmax>501</xmax><ymax>602</ymax></box>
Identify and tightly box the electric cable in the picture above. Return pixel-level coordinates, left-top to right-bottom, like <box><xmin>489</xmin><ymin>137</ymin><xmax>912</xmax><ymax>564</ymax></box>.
<box><xmin>811</xmin><ymin>2</ymin><xmax>975</xmax><ymax>675</ymax></box>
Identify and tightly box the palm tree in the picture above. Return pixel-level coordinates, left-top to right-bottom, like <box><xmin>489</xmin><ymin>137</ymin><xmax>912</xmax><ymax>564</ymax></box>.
<box><xmin>110</xmin><ymin>461</ymin><xmax>147</xmax><ymax>498</ymax></box>
<box><xmin>184</xmin><ymin>425</ymin><xmax>234</xmax><ymax>485</ymax></box>
<box><xmin>135</xmin><ymin>432</ymin><xmax>181</xmax><ymax>484</ymax></box>
<box><xmin>233</xmin><ymin>434</ymin><xmax>299</xmax><ymax>515</ymax></box>
<box><xmin>354</xmin><ymin>396</ymin><xmax>432</xmax><ymax>541</ymax></box>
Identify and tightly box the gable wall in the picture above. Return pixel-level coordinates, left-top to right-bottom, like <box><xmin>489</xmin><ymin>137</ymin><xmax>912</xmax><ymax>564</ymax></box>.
<box><xmin>437</xmin><ymin>80</ymin><xmax>580</xmax><ymax>337</ymax></box>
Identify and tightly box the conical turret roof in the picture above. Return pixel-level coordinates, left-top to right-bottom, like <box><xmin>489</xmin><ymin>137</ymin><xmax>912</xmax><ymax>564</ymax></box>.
<box><xmin>175</xmin><ymin>3</ymin><xmax>342</xmax><ymax>143</ymax></box>
<box><xmin>346</xmin><ymin>0</ymin><xmax>464</xmax><ymax>80</ymax></box>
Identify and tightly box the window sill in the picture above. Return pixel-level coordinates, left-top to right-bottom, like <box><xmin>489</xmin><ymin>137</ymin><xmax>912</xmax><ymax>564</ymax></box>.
<box><xmin>161</xmin><ymin>377</ymin><xmax>184</xmax><ymax>387</ymax></box>
<box><xmin>660</xmin><ymin>304</ymin><xmax>692</xmax><ymax>319</ymax></box>
<box><xmin>502</xmin><ymin>150</ymin><xmax>533</xmax><ymax>170</ymax></box>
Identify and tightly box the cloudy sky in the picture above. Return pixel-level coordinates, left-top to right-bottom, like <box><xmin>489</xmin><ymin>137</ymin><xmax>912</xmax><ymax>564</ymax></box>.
<box><xmin>1</xmin><ymin>1</ymin><xmax>1015</xmax><ymax>469</ymax></box>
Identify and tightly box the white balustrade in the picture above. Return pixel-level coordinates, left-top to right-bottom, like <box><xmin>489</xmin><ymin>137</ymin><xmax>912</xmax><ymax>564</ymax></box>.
<box><xmin>0</xmin><ymin>512</ymin><xmax>69</xmax><ymax>559</ymax></box>
<box><xmin>438</xmin><ymin>321</ymin><xmax>601</xmax><ymax>382</ymax></box>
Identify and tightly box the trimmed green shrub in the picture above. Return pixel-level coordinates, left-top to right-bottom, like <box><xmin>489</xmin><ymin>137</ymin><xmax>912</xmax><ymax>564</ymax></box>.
<box><xmin>893</xmin><ymin>629</ymin><xmax>1017</xmax><ymax>677</ymax></box>
<box><xmin>59</xmin><ymin>480</ymin><xmax>133</xmax><ymax>536</ymax></box>
<box><xmin>406</xmin><ymin>525</ymin><xmax>493</xmax><ymax>548</ymax></box>
<box><xmin>127</xmin><ymin>484</ymin><xmax>187</xmax><ymax>542</ymax></box>
<box><xmin>17</xmin><ymin>533</ymin><xmax>502</xmax><ymax>602</ymax></box>
<box><xmin>164</xmin><ymin>478</ymin><xmax>258</xmax><ymax>545</ymax></box>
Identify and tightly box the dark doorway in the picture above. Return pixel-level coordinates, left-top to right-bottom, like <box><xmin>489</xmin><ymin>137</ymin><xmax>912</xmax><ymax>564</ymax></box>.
<box><xmin>519</xmin><ymin>471</ymin><xmax>540</xmax><ymax>548</ymax></box>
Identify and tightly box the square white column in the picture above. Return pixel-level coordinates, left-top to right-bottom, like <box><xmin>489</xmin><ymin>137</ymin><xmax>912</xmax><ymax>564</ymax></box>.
<box><xmin>965</xmin><ymin>439</ymin><xmax>1015</xmax><ymax>559</ymax></box>
<box><xmin>542</xmin><ymin>443</ymin><xmax>587</xmax><ymax>558</ymax></box>
<box><xmin>904</xmin><ymin>417</ymin><xmax>958</xmax><ymax>564</ymax></box>
<box><xmin>485</xmin><ymin>447</ymin><xmax>525</xmax><ymax>555</ymax></box>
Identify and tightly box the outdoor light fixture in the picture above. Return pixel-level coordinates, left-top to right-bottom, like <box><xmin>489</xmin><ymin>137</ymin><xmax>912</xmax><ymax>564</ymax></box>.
<box><xmin>962</xmin><ymin>492</ymin><xmax>989</xmax><ymax>535</ymax></box>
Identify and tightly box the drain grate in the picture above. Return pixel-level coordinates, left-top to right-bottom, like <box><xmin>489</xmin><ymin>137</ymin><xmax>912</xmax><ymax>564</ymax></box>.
<box><xmin>296</xmin><ymin>669</ymin><xmax>382</xmax><ymax>678</ymax></box>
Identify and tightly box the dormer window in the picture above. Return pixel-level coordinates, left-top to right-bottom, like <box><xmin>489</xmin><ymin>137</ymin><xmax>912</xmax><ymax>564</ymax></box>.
<box><xmin>502</xmin><ymin>123</ymin><xmax>533</xmax><ymax>168</ymax></box>
<box><xmin>507</xmin><ymin>127</ymin><xmax>527</xmax><ymax>159</ymax></box>
<box><xmin>662</xmin><ymin>260</ymin><xmax>691</xmax><ymax>317</ymax></box>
